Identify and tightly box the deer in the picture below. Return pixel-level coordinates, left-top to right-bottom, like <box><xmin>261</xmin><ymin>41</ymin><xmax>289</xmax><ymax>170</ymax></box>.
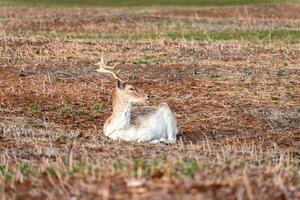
<box><xmin>95</xmin><ymin>55</ymin><xmax>178</xmax><ymax>144</ymax></box>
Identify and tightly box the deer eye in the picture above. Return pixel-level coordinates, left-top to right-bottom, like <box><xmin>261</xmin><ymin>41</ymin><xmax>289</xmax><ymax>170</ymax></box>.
<box><xmin>128</xmin><ymin>87</ymin><xmax>135</xmax><ymax>91</ymax></box>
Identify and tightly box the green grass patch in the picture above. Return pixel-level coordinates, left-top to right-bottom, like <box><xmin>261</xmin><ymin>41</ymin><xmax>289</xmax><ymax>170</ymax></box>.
<box><xmin>0</xmin><ymin>0</ymin><xmax>293</xmax><ymax>7</ymax></box>
<box><xmin>0</xmin><ymin>165</ymin><xmax>13</xmax><ymax>181</ymax></box>
<box><xmin>21</xmin><ymin>30</ymin><xmax>300</xmax><ymax>43</ymax></box>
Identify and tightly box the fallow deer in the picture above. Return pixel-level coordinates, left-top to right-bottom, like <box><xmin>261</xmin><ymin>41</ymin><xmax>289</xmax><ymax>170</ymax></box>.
<box><xmin>95</xmin><ymin>55</ymin><xmax>178</xmax><ymax>144</ymax></box>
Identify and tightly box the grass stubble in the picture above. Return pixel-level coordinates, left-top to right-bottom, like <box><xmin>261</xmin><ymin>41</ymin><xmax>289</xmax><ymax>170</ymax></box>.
<box><xmin>0</xmin><ymin>2</ymin><xmax>300</xmax><ymax>200</ymax></box>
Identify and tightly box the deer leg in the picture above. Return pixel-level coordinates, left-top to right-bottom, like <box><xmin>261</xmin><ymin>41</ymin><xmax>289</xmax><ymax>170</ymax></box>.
<box><xmin>149</xmin><ymin>139</ymin><xmax>161</xmax><ymax>144</ymax></box>
<box><xmin>159</xmin><ymin>138</ymin><xmax>173</xmax><ymax>144</ymax></box>
<box><xmin>166</xmin><ymin>117</ymin><xmax>177</xmax><ymax>143</ymax></box>
<box><xmin>158</xmin><ymin>104</ymin><xmax>177</xmax><ymax>143</ymax></box>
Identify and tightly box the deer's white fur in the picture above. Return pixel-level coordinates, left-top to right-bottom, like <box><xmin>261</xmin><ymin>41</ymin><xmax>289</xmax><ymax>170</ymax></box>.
<box><xmin>104</xmin><ymin>101</ymin><xmax>178</xmax><ymax>144</ymax></box>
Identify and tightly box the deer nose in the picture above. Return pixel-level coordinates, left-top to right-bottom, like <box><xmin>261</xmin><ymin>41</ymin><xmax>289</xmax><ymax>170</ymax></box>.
<box><xmin>146</xmin><ymin>94</ymin><xmax>150</xmax><ymax>100</ymax></box>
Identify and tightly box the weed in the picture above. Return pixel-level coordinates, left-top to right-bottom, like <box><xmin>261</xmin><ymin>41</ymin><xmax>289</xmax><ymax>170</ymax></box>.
<box><xmin>91</xmin><ymin>103</ymin><xmax>103</xmax><ymax>114</ymax></box>
<box><xmin>243</xmin><ymin>68</ymin><xmax>253</xmax><ymax>76</ymax></box>
<box><xmin>210</xmin><ymin>72</ymin><xmax>221</xmax><ymax>79</ymax></box>
<box><xmin>46</xmin><ymin>166</ymin><xmax>57</xmax><ymax>177</ymax></box>
<box><xmin>276</xmin><ymin>70</ymin><xmax>287</xmax><ymax>77</ymax></box>
<box><xmin>133</xmin><ymin>59</ymin><xmax>151</xmax><ymax>65</ymax></box>
<box><xmin>19</xmin><ymin>163</ymin><xmax>34</xmax><ymax>177</ymax></box>
<box><xmin>28</xmin><ymin>121</ymin><xmax>44</xmax><ymax>129</ymax></box>
<box><xmin>62</xmin><ymin>104</ymin><xmax>71</xmax><ymax>114</ymax></box>
<box><xmin>133</xmin><ymin>158</ymin><xmax>149</xmax><ymax>178</ymax></box>
<box><xmin>76</xmin><ymin>106</ymin><xmax>88</xmax><ymax>115</ymax></box>
<box><xmin>224</xmin><ymin>159</ymin><xmax>233</xmax><ymax>165</ymax></box>
<box><xmin>192</xmin><ymin>69</ymin><xmax>202</xmax><ymax>77</ymax></box>
<box><xmin>112</xmin><ymin>160</ymin><xmax>125</xmax><ymax>173</ymax></box>
<box><xmin>0</xmin><ymin>165</ymin><xmax>12</xmax><ymax>181</ymax></box>
<box><xmin>182</xmin><ymin>158</ymin><xmax>199</xmax><ymax>177</ymax></box>
<box><xmin>30</xmin><ymin>105</ymin><xmax>40</xmax><ymax>114</ymax></box>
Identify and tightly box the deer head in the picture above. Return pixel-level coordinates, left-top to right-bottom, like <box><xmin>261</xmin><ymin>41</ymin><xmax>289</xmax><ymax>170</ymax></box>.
<box><xmin>95</xmin><ymin>54</ymin><xmax>149</xmax><ymax>105</ymax></box>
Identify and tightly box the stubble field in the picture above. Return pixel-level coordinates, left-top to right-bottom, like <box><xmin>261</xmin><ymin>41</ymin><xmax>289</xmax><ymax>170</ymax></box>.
<box><xmin>0</xmin><ymin>2</ymin><xmax>300</xmax><ymax>200</ymax></box>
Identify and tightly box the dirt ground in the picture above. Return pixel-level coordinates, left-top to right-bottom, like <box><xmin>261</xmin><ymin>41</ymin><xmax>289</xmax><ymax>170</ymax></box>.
<box><xmin>0</xmin><ymin>3</ymin><xmax>300</xmax><ymax>200</ymax></box>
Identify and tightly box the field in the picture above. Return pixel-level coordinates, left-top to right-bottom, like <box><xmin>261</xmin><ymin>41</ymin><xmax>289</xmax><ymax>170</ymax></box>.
<box><xmin>0</xmin><ymin>1</ymin><xmax>300</xmax><ymax>199</ymax></box>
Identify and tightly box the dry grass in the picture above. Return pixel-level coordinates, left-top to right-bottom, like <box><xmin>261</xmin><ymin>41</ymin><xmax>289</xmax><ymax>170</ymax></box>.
<box><xmin>0</xmin><ymin>3</ymin><xmax>300</xmax><ymax>200</ymax></box>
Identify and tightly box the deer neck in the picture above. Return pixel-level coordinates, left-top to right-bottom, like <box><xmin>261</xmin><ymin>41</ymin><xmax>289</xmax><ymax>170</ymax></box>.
<box><xmin>110</xmin><ymin>92</ymin><xmax>132</xmax><ymax>129</ymax></box>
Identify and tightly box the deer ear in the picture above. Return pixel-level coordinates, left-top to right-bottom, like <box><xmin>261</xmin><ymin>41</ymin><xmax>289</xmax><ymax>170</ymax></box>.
<box><xmin>116</xmin><ymin>79</ymin><xmax>125</xmax><ymax>90</ymax></box>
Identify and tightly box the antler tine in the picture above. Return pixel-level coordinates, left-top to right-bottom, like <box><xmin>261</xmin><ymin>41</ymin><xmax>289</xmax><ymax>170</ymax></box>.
<box><xmin>95</xmin><ymin>54</ymin><xmax>122</xmax><ymax>81</ymax></box>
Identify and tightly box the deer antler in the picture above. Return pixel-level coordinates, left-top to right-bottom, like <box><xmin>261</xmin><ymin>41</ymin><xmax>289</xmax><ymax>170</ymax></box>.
<box><xmin>95</xmin><ymin>54</ymin><xmax>122</xmax><ymax>81</ymax></box>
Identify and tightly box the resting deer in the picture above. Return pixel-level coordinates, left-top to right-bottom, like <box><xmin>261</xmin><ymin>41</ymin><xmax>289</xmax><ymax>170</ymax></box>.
<box><xmin>95</xmin><ymin>55</ymin><xmax>178</xmax><ymax>144</ymax></box>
